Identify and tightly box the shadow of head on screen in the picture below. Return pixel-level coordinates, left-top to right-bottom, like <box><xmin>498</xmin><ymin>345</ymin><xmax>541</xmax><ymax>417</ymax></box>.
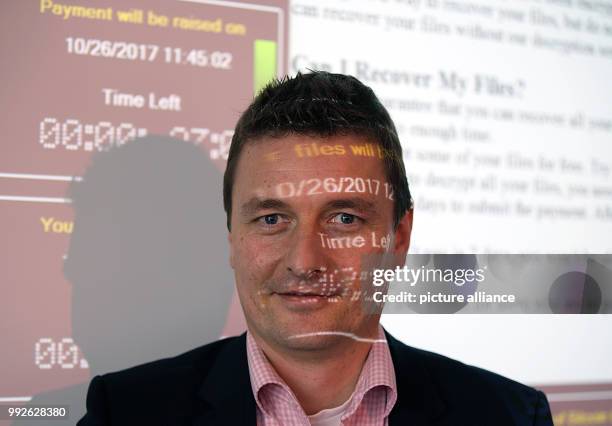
<box><xmin>64</xmin><ymin>135</ymin><xmax>233</xmax><ymax>376</ymax></box>
<box><xmin>14</xmin><ymin>135</ymin><xmax>234</xmax><ymax>425</ymax></box>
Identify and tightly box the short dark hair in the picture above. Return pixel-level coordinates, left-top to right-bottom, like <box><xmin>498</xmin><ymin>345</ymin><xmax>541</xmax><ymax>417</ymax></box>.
<box><xmin>223</xmin><ymin>71</ymin><xmax>412</xmax><ymax>230</ymax></box>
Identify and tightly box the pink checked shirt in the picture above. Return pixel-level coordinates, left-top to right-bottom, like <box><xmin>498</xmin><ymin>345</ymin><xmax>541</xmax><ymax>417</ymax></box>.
<box><xmin>246</xmin><ymin>326</ymin><xmax>398</xmax><ymax>426</ymax></box>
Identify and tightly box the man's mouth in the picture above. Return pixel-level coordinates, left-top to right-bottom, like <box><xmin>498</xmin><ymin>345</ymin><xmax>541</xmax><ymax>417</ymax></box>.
<box><xmin>275</xmin><ymin>291</ymin><xmax>339</xmax><ymax>297</ymax></box>
<box><xmin>272</xmin><ymin>291</ymin><xmax>341</xmax><ymax>305</ymax></box>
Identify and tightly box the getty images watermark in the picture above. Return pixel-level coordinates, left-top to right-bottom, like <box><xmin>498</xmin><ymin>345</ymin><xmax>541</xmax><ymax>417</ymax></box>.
<box><xmin>361</xmin><ymin>254</ymin><xmax>612</xmax><ymax>314</ymax></box>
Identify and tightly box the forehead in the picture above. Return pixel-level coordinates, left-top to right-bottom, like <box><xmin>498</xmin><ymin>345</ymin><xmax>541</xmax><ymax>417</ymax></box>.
<box><xmin>233</xmin><ymin>134</ymin><xmax>387</xmax><ymax>187</ymax></box>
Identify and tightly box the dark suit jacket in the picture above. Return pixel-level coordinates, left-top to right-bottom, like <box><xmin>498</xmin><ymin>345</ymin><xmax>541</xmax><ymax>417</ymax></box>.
<box><xmin>78</xmin><ymin>330</ymin><xmax>553</xmax><ymax>425</ymax></box>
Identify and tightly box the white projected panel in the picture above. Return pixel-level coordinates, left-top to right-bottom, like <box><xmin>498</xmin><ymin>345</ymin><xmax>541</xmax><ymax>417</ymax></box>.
<box><xmin>290</xmin><ymin>0</ymin><xmax>612</xmax><ymax>254</ymax></box>
<box><xmin>289</xmin><ymin>0</ymin><xmax>612</xmax><ymax>386</ymax></box>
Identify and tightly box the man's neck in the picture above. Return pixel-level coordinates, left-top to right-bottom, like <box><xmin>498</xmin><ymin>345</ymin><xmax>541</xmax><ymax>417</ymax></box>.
<box><xmin>250</xmin><ymin>327</ymin><xmax>379</xmax><ymax>416</ymax></box>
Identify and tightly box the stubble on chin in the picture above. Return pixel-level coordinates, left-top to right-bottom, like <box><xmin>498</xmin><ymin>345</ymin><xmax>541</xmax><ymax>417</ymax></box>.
<box><xmin>256</xmin><ymin>299</ymin><xmax>373</xmax><ymax>354</ymax></box>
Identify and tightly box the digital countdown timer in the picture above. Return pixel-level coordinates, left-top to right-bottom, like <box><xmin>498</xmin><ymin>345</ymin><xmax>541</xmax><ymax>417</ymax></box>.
<box><xmin>34</xmin><ymin>338</ymin><xmax>89</xmax><ymax>370</ymax></box>
<box><xmin>39</xmin><ymin>117</ymin><xmax>234</xmax><ymax>160</ymax></box>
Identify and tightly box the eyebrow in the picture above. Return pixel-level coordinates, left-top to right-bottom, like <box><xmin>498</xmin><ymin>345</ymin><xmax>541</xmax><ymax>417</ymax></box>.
<box><xmin>322</xmin><ymin>198</ymin><xmax>378</xmax><ymax>216</ymax></box>
<box><xmin>240</xmin><ymin>197</ymin><xmax>291</xmax><ymax>217</ymax></box>
<box><xmin>239</xmin><ymin>196</ymin><xmax>379</xmax><ymax>218</ymax></box>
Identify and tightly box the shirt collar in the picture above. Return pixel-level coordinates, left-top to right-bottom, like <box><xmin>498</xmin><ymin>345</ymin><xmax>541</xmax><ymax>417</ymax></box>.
<box><xmin>342</xmin><ymin>325</ymin><xmax>397</xmax><ymax>419</ymax></box>
<box><xmin>245</xmin><ymin>325</ymin><xmax>398</xmax><ymax>418</ymax></box>
<box><xmin>246</xmin><ymin>330</ymin><xmax>300</xmax><ymax>414</ymax></box>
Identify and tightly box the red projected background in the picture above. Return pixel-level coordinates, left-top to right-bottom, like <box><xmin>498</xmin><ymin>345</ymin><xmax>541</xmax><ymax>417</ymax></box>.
<box><xmin>0</xmin><ymin>0</ymin><xmax>286</xmax><ymax>424</ymax></box>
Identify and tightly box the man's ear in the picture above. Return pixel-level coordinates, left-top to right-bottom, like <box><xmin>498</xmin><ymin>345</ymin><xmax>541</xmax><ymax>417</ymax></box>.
<box><xmin>228</xmin><ymin>231</ymin><xmax>235</xmax><ymax>270</ymax></box>
<box><xmin>393</xmin><ymin>208</ymin><xmax>413</xmax><ymax>256</ymax></box>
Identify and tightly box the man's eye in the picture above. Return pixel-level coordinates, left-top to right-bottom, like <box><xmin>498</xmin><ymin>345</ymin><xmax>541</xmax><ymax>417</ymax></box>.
<box><xmin>330</xmin><ymin>213</ymin><xmax>358</xmax><ymax>225</ymax></box>
<box><xmin>259</xmin><ymin>214</ymin><xmax>281</xmax><ymax>225</ymax></box>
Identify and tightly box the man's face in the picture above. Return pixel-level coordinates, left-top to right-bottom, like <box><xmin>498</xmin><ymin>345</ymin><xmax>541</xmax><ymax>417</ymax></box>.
<box><xmin>228</xmin><ymin>134</ymin><xmax>412</xmax><ymax>352</ymax></box>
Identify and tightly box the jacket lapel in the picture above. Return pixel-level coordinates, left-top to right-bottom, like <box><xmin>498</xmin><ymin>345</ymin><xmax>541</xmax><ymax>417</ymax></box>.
<box><xmin>193</xmin><ymin>333</ymin><xmax>257</xmax><ymax>426</ymax></box>
<box><xmin>385</xmin><ymin>329</ymin><xmax>447</xmax><ymax>426</ymax></box>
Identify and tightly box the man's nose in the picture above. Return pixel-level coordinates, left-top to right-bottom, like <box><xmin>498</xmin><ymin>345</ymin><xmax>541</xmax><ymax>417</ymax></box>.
<box><xmin>285</xmin><ymin>225</ymin><xmax>329</xmax><ymax>279</ymax></box>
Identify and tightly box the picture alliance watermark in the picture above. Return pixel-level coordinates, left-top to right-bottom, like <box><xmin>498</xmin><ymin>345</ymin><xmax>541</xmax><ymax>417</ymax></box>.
<box><xmin>361</xmin><ymin>254</ymin><xmax>612</xmax><ymax>314</ymax></box>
